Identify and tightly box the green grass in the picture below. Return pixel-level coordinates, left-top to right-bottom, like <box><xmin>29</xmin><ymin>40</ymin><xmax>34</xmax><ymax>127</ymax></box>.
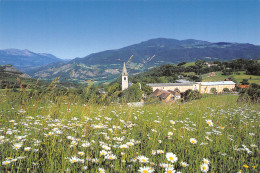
<box><xmin>202</xmin><ymin>71</ymin><xmax>260</xmax><ymax>85</ymax></box>
<box><xmin>183</xmin><ymin>62</ymin><xmax>195</xmax><ymax>67</ymax></box>
<box><xmin>0</xmin><ymin>90</ymin><xmax>259</xmax><ymax>172</ymax></box>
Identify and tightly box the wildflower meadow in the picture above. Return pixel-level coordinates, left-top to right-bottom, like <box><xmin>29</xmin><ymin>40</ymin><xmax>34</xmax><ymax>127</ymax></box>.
<box><xmin>0</xmin><ymin>90</ymin><xmax>259</xmax><ymax>172</ymax></box>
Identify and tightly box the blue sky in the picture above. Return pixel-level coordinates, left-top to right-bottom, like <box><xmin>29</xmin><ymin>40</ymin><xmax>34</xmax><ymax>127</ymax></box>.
<box><xmin>0</xmin><ymin>0</ymin><xmax>260</xmax><ymax>59</ymax></box>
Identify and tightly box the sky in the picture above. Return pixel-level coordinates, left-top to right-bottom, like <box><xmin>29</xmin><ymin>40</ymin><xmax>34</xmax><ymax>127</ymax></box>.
<box><xmin>0</xmin><ymin>0</ymin><xmax>260</xmax><ymax>59</ymax></box>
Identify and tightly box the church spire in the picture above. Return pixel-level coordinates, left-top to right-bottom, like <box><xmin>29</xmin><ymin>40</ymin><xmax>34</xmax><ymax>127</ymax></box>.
<box><xmin>122</xmin><ymin>62</ymin><xmax>128</xmax><ymax>76</ymax></box>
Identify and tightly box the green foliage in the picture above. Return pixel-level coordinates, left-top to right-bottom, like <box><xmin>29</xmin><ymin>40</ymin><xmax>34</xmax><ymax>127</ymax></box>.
<box><xmin>182</xmin><ymin>89</ymin><xmax>201</xmax><ymax>101</ymax></box>
<box><xmin>240</xmin><ymin>79</ymin><xmax>249</xmax><ymax>85</ymax></box>
<box><xmin>246</xmin><ymin>62</ymin><xmax>260</xmax><ymax>75</ymax></box>
<box><xmin>210</xmin><ymin>88</ymin><xmax>217</xmax><ymax>94</ymax></box>
<box><xmin>141</xmin><ymin>83</ymin><xmax>153</xmax><ymax>95</ymax></box>
<box><xmin>223</xmin><ymin>88</ymin><xmax>230</xmax><ymax>93</ymax></box>
<box><xmin>122</xmin><ymin>83</ymin><xmax>143</xmax><ymax>102</ymax></box>
<box><xmin>238</xmin><ymin>83</ymin><xmax>260</xmax><ymax>102</ymax></box>
<box><xmin>177</xmin><ymin>62</ymin><xmax>186</xmax><ymax>66</ymax></box>
<box><xmin>195</xmin><ymin>60</ymin><xmax>206</xmax><ymax>75</ymax></box>
<box><xmin>222</xmin><ymin>68</ymin><xmax>233</xmax><ymax>75</ymax></box>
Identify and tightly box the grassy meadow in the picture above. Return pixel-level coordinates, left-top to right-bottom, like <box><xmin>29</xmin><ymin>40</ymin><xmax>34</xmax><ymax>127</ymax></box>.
<box><xmin>0</xmin><ymin>89</ymin><xmax>259</xmax><ymax>173</ymax></box>
<box><xmin>201</xmin><ymin>71</ymin><xmax>260</xmax><ymax>85</ymax></box>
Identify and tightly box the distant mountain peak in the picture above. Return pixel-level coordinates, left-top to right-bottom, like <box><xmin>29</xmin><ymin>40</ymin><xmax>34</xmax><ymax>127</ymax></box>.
<box><xmin>4</xmin><ymin>38</ymin><xmax>260</xmax><ymax>84</ymax></box>
<box><xmin>0</xmin><ymin>48</ymin><xmax>64</xmax><ymax>69</ymax></box>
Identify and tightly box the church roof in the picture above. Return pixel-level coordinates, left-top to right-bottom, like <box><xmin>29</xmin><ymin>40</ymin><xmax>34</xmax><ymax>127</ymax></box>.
<box><xmin>122</xmin><ymin>62</ymin><xmax>128</xmax><ymax>76</ymax></box>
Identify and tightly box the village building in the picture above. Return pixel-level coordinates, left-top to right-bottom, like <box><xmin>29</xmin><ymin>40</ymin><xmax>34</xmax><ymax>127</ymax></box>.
<box><xmin>147</xmin><ymin>83</ymin><xmax>193</xmax><ymax>92</ymax></box>
<box><xmin>150</xmin><ymin>89</ymin><xmax>180</xmax><ymax>102</ymax></box>
<box><xmin>205</xmin><ymin>62</ymin><xmax>218</xmax><ymax>67</ymax></box>
<box><xmin>197</xmin><ymin>81</ymin><xmax>236</xmax><ymax>93</ymax></box>
<box><xmin>147</xmin><ymin>81</ymin><xmax>236</xmax><ymax>94</ymax></box>
<box><xmin>147</xmin><ymin>81</ymin><xmax>201</xmax><ymax>93</ymax></box>
<box><xmin>120</xmin><ymin>63</ymin><xmax>236</xmax><ymax>101</ymax></box>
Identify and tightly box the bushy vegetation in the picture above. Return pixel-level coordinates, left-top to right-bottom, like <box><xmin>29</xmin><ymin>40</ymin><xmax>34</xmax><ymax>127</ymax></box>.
<box><xmin>0</xmin><ymin>88</ymin><xmax>259</xmax><ymax>172</ymax></box>
<box><xmin>182</xmin><ymin>89</ymin><xmax>202</xmax><ymax>101</ymax></box>
<box><xmin>238</xmin><ymin>83</ymin><xmax>260</xmax><ymax>103</ymax></box>
<box><xmin>129</xmin><ymin>59</ymin><xmax>260</xmax><ymax>84</ymax></box>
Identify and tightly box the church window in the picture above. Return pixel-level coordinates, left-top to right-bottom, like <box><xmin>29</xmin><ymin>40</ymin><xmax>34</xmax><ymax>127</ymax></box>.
<box><xmin>124</xmin><ymin>77</ymin><xmax>126</xmax><ymax>80</ymax></box>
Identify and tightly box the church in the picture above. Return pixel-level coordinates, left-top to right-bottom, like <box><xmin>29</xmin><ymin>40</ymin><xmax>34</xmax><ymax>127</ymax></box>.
<box><xmin>121</xmin><ymin>62</ymin><xmax>129</xmax><ymax>91</ymax></box>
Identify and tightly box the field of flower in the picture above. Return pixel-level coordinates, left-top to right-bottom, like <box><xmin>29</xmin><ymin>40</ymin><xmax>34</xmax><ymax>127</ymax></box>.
<box><xmin>0</xmin><ymin>91</ymin><xmax>259</xmax><ymax>173</ymax></box>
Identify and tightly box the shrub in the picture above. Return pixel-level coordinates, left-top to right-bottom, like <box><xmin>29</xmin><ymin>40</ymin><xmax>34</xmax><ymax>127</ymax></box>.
<box><xmin>174</xmin><ymin>88</ymin><xmax>180</xmax><ymax>93</ymax></box>
<box><xmin>210</xmin><ymin>88</ymin><xmax>217</xmax><ymax>94</ymax></box>
<box><xmin>122</xmin><ymin>83</ymin><xmax>143</xmax><ymax>102</ymax></box>
<box><xmin>240</xmin><ymin>79</ymin><xmax>249</xmax><ymax>85</ymax></box>
<box><xmin>238</xmin><ymin>83</ymin><xmax>260</xmax><ymax>103</ymax></box>
<box><xmin>182</xmin><ymin>89</ymin><xmax>201</xmax><ymax>101</ymax></box>
<box><xmin>223</xmin><ymin>88</ymin><xmax>230</xmax><ymax>93</ymax></box>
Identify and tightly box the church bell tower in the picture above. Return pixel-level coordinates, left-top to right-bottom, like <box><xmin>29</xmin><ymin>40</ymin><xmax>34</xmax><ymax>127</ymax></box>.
<box><xmin>122</xmin><ymin>62</ymin><xmax>128</xmax><ymax>91</ymax></box>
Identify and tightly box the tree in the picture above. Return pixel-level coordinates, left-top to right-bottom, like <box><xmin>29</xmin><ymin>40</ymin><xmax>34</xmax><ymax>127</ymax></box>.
<box><xmin>238</xmin><ymin>83</ymin><xmax>260</xmax><ymax>103</ymax></box>
<box><xmin>182</xmin><ymin>89</ymin><xmax>201</xmax><ymax>101</ymax></box>
<box><xmin>240</xmin><ymin>79</ymin><xmax>249</xmax><ymax>85</ymax></box>
<box><xmin>177</xmin><ymin>62</ymin><xmax>186</xmax><ymax>66</ymax></box>
<box><xmin>195</xmin><ymin>59</ymin><xmax>206</xmax><ymax>75</ymax></box>
<box><xmin>122</xmin><ymin>83</ymin><xmax>142</xmax><ymax>102</ymax></box>
<box><xmin>141</xmin><ymin>83</ymin><xmax>153</xmax><ymax>95</ymax></box>
<box><xmin>223</xmin><ymin>88</ymin><xmax>230</xmax><ymax>93</ymax></box>
<box><xmin>246</xmin><ymin>62</ymin><xmax>260</xmax><ymax>75</ymax></box>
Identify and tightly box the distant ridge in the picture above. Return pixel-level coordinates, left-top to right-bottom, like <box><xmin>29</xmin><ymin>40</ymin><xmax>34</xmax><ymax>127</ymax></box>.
<box><xmin>0</xmin><ymin>64</ymin><xmax>31</xmax><ymax>78</ymax></box>
<box><xmin>0</xmin><ymin>49</ymin><xmax>64</xmax><ymax>69</ymax></box>
<box><xmin>14</xmin><ymin>38</ymin><xmax>260</xmax><ymax>83</ymax></box>
<box><xmin>73</xmin><ymin>38</ymin><xmax>260</xmax><ymax>65</ymax></box>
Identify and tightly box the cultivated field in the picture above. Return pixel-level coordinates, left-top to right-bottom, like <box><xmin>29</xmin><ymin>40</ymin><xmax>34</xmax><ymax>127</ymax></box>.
<box><xmin>0</xmin><ymin>91</ymin><xmax>259</xmax><ymax>172</ymax></box>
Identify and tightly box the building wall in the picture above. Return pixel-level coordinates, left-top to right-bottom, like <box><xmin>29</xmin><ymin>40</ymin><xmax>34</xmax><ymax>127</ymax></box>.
<box><xmin>199</xmin><ymin>84</ymin><xmax>236</xmax><ymax>93</ymax></box>
<box><xmin>193</xmin><ymin>84</ymin><xmax>200</xmax><ymax>91</ymax></box>
<box><xmin>150</xmin><ymin>84</ymin><xmax>236</xmax><ymax>94</ymax></box>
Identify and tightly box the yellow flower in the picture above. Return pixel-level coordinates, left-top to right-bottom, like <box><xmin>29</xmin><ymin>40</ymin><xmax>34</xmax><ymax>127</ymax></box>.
<box><xmin>243</xmin><ymin>164</ymin><xmax>249</xmax><ymax>168</ymax></box>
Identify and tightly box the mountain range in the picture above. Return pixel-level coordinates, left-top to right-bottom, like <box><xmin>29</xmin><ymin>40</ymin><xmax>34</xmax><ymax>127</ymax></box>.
<box><xmin>0</xmin><ymin>49</ymin><xmax>63</xmax><ymax>69</ymax></box>
<box><xmin>1</xmin><ymin>38</ymin><xmax>260</xmax><ymax>84</ymax></box>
